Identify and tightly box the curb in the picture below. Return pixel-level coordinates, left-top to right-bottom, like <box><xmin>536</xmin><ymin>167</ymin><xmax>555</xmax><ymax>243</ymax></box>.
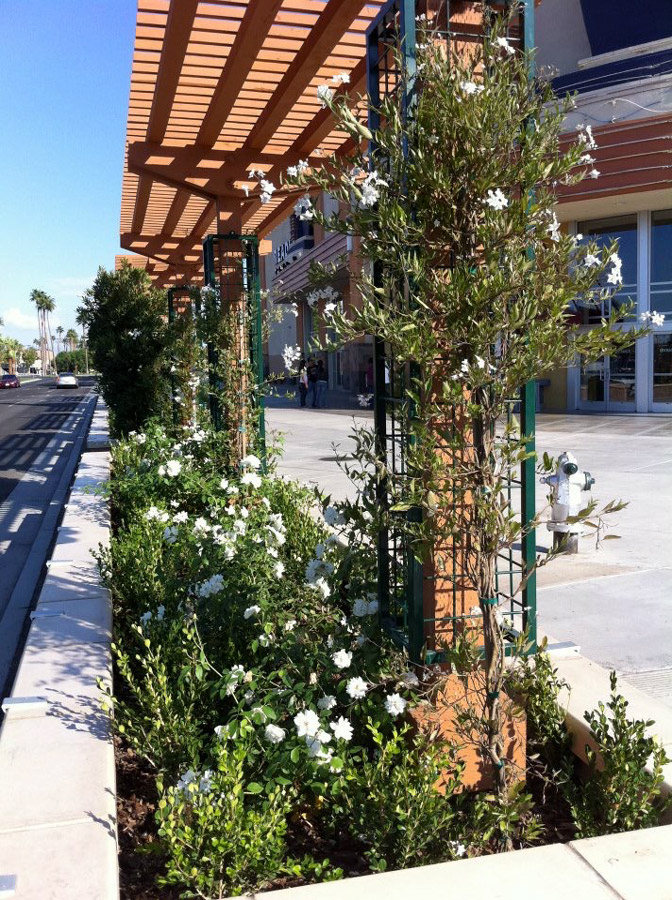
<box><xmin>0</xmin><ymin>399</ymin><xmax>118</xmax><ymax>900</ymax></box>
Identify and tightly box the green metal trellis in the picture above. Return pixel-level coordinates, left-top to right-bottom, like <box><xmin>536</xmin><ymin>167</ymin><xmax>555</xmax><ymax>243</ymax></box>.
<box><xmin>167</xmin><ymin>285</ymin><xmax>200</xmax><ymax>427</ymax></box>
<box><xmin>202</xmin><ymin>233</ymin><xmax>266</xmax><ymax>460</ymax></box>
<box><xmin>366</xmin><ymin>0</ymin><xmax>537</xmax><ymax>664</ymax></box>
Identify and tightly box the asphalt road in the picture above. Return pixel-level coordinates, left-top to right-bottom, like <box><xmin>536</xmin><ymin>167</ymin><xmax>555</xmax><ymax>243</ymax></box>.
<box><xmin>0</xmin><ymin>376</ymin><xmax>97</xmax><ymax>697</ymax></box>
<box><xmin>0</xmin><ymin>377</ymin><xmax>94</xmax><ymax>502</ymax></box>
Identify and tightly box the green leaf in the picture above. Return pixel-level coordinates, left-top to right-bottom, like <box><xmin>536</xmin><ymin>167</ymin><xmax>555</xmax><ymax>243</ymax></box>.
<box><xmin>246</xmin><ymin>782</ymin><xmax>263</xmax><ymax>794</ymax></box>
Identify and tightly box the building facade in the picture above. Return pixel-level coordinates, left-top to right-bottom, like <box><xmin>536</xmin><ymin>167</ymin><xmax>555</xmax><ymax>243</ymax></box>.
<box><xmin>262</xmin><ymin>0</ymin><xmax>671</xmax><ymax>411</ymax></box>
<box><xmin>537</xmin><ymin>0</ymin><xmax>672</xmax><ymax>412</ymax></box>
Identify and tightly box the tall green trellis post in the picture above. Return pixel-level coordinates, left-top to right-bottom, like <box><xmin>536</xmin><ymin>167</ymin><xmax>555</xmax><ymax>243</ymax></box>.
<box><xmin>366</xmin><ymin>0</ymin><xmax>537</xmax><ymax>664</ymax></box>
<box><xmin>202</xmin><ymin>233</ymin><xmax>266</xmax><ymax>463</ymax></box>
<box><xmin>167</xmin><ymin>285</ymin><xmax>201</xmax><ymax>427</ymax></box>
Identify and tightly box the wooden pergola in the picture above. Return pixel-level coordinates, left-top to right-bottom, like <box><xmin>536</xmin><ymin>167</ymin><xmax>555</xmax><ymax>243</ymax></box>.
<box><xmin>120</xmin><ymin>0</ymin><xmax>388</xmax><ymax>286</ymax></box>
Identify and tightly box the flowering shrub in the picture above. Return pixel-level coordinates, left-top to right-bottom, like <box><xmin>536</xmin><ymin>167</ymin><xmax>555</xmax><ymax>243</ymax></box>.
<box><xmin>107</xmin><ymin>423</ymin><xmax>541</xmax><ymax>894</ymax></box>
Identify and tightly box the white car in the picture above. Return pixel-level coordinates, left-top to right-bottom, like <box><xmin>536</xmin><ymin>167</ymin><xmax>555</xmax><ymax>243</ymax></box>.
<box><xmin>56</xmin><ymin>372</ymin><xmax>79</xmax><ymax>389</ymax></box>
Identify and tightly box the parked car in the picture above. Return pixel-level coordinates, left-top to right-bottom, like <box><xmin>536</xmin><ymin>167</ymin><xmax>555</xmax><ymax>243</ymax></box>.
<box><xmin>0</xmin><ymin>373</ymin><xmax>20</xmax><ymax>389</ymax></box>
<box><xmin>56</xmin><ymin>372</ymin><xmax>79</xmax><ymax>389</ymax></box>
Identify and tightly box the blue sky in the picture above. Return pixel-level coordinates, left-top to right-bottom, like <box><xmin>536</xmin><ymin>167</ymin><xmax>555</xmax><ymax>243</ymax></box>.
<box><xmin>0</xmin><ymin>0</ymin><xmax>137</xmax><ymax>345</ymax></box>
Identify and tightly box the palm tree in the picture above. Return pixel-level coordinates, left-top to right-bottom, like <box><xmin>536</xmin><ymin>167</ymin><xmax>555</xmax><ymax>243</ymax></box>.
<box><xmin>30</xmin><ymin>289</ymin><xmax>56</xmax><ymax>375</ymax></box>
<box><xmin>65</xmin><ymin>328</ymin><xmax>79</xmax><ymax>352</ymax></box>
<box><xmin>56</xmin><ymin>325</ymin><xmax>65</xmax><ymax>355</ymax></box>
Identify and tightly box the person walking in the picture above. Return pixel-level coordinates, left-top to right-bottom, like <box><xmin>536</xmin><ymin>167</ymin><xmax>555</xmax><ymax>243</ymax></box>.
<box><xmin>298</xmin><ymin>358</ymin><xmax>308</xmax><ymax>408</ymax></box>
<box><xmin>315</xmin><ymin>358</ymin><xmax>328</xmax><ymax>408</ymax></box>
<box><xmin>306</xmin><ymin>357</ymin><xmax>317</xmax><ymax>407</ymax></box>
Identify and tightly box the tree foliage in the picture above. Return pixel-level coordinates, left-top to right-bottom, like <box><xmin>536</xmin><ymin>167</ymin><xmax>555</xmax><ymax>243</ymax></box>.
<box><xmin>284</xmin><ymin>13</ymin><xmax>652</xmax><ymax>798</ymax></box>
<box><xmin>78</xmin><ymin>262</ymin><xmax>170</xmax><ymax>435</ymax></box>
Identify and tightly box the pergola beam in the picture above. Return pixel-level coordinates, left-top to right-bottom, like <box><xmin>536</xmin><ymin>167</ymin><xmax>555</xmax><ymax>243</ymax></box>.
<box><xmin>243</xmin><ymin>0</ymin><xmax>367</xmax><ymax>152</ymax></box>
<box><xmin>196</xmin><ymin>0</ymin><xmax>285</xmax><ymax>148</ymax></box>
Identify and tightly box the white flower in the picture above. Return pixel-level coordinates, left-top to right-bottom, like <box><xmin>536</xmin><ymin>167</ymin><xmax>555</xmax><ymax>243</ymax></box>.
<box><xmin>357</xmin><ymin>393</ymin><xmax>373</xmax><ymax>407</ymax></box>
<box><xmin>584</xmin><ymin>253</ymin><xmax>601</xmax><ymax>267</ymax></box>
<box><xmin>607</xmin><ymin>253</ymin><xmax>623</xmax><ymax>285</ymax></box>
<box><xmin>258</xmin><ymin>632</ymin><xmax>272</xmax><ymax>647</ymax></box>
<box><xmin>260</xmin><ymin>179</ymin><xmax>275</xmax><ymax>197</ymax></box>
<box><xmin>241</xmin><ymin>472</ymin><xmax>262</xmax><ymax>489</ymax></box>
<box><xmin>219</xmin><ymin>477</ymin><xmax>229</xmax><ymax>490</ymax></box>
<box><xmin>330</xmin><ymin>717</ymin><xmax>353</xmax><ymax>741</ymax></box>
<box><xmin>367</xmin><ymin>599</ymin><xmax>379</xmax><ymax>615</ymax></box>
<box><xmin>312</xmin><ymin>577</ymin><xmax>331</xmax><ymax>599</ymax></box>
<box><xmin>163</xmin><ymin>525</ymin><xmax>179</xmax><ymax>544</ymax></box>
<box><xmin>306</xmin><ymin>737</ymin><xmax>333</xmax><ymax>763</ymax></box>
<box><xmin>323</xmin><ymin>506</ymin><xmax>345</xmax><ymax>527</ymax></box>
<box><xmin>385</xmin><ymin>693</ymin><xmax>407</xmax><ymax>718</ymax></box>
<box><xmin>265</xmin><ymin>723</ymin><xmax>286</xmax><ymax>744</ymax></box>
<box><xmin>227</xmin><ymin>485</ymin><xmax>239</xmax><ymax>495</ymax></box>
<box><xmin>317</xmin><ymin>695</ymin><xmax>337</xmax><ymax>710</ymax></box>
<box><xmin>274</xmin><ymin>561</ymin><xmax>285</xmax><ymax>579</ymax></box>
<box><xmin>358</xmin><ymin>170</ymin><xmax>387</xmax><ymax>208</ymax></box>
<box><xmin>193</xmin><ymin>517</ymin><xmax>210</xmax><ymax>537</ymax></box>
<box><xmin>165</xmin><ymin>459</ymin><xmax>182</xmax><ymax>477</ymax></box>
<box><xmin>332</xmin><ymin>649</ymin><xmax>352</xmax><ymax>669</ymax></box>
<box><xmin>140</xmin><ymin>611</ymin><xmax>152</xmax><ymax>625</ymax></box>
<box><xmin>317</xmin><ymin>84</ymin><xmax>334</xmax><ymax>107</ymax></box>
<box><xmin>173</xmin><ymin>510</ymin><xmax>188</xmax><ymax>524</ymax></box>
<box><xmin>260</xmin><ymin>190</ymin><xmax>273</xmax><ymax>204</ymax></box>
<box><xmin>324</xmin><ymin>301</ymin><xmax>337</xmax><ymax>316</ymax></box>
<box><xmin>352</xmin><ymin>598</ymin><xmax>369</xmax><ymax>617</ymax></box>
<box><xmin>240</xmin><ymin>454</ymin><xmax>261</xmax><ymax>470</ymax></box>
<box><xmin>131</xmin><ymin>432</ymin><xmax>147</xmax><ymax>445</ymax></box>
<box><xmin>547</xmin><ymin>212</ymin><xmax>561</xmax><ymax>242</ymax></box>
<box><xmin>449</xmin><ymin>840</ymin><xmax>467</xmax><ymax>858</ymax></box>
<box><xmin>157</xmin><ymin>465</ymin><xmax>165</xmax><ymax>476</ymax></box>
<box><xmin>589</xmin><ymin>168</ymin><xmax>600</xmax><ymax>179</ymax></box>
<box><xmin>144</xmin><ymin>506</ymin><xmax>163</xmax><ymax>521</ymax></box>
<box><xmin>331</xmin><ymin>71</ymin><xmax>350</xmax><ymax>85</ymax></box>
<box><xmin>244</xmin><ymin>605</ymin><xmax>261</xmax><ymax>619</ymax></box>
<box><xmin>400</xmin><ymin>671</ymin><xmax>420</xmax><ymax>688</ymax></box>
<box><xmin>290</xmin><ymin>302</ymin><xmax>299</xmax><ymax>317</ymax></box>
<box><xmin>346</xmin><ymin>676</ymin><xmax>368</xmax><ymax>700</ymax></box>
<box><xmin>641</xmin><ymin>310</ymin><xmax>666</xmax><ymax>327</ymax></box>
<box><xmin>284</xmin><ymin>619</ymin><xmax>296</xmax><ymax>632</ymax></box>
<box><xmin>282</xmin><ymin>344</ymin><xmax>302</xmax><ymax>370</ymax></box>
<box><xmin>176</xmin><ymin>769</ymin><xmax>197</xmax><ymax>793</ymax></box>
<box><xmin>576</xmin><ymin>123</ymin><xmax>598</xmax><ymax>151</ymax></box>
<box><xmin>495</xmin><ymin>35</ymin><xmax>515</xmax><ymax>55</ymax></box>
<box><xmin>239</xmin><ymin>506</ymin><xmax>249</xmax><ymax>519</ymax></box>
<box><xmin>294</xmin><ymin>709</ymin><xmax>321</xmax><ymax>737</ymax></box>
<box><xmin>199</xmin><ymin>770</ymin><xmax>214</xmax><ymax>794</ymax></box>
<box><xmin>294</xmin><ymin>195</ymin><xmax>313</xmax><ymax>220</ymax></box>
<box><xmin>484</xmin><ymin>188</ymin><xmax>508</xmax><ymax>210</ymax></box>
<box><xmin>214</xmin><ymin>724</ymin><xmax>230</xmax><ymax>740</ymax></box>
<box><xmin>156</xmin><ymin>605</ymin><xmax>165</xmax><ymax>621</ymax></box>
<box><xmin>474</xmin><ymin>355</ymin><xmax>487</xmax><ymax>370</ymax></box>
<box><xmin>460</xmin><ymin>80</ymin><xmax>483</xmax><ymax>95</ymax></box>
<box><xmin>196</xmin><ymin>574</ymin><xmax>225</xmax><ymax>598</ymax></box>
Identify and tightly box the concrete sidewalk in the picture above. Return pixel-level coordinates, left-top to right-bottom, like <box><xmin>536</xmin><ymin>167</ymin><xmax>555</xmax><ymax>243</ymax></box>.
<box><xmin>268</xmin><ymin>408</ymin><xmax>672</xmax><ymax>707</ymax></box>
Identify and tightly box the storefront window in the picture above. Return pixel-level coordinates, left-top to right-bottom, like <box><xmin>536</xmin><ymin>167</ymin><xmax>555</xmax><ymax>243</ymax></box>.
<box><xmin>575</xmin><ymin>215</ymin><xmax>637</xmax><ymax>324</ymax></box>
<box><xmin>651</xmin><ymin>209</ymin><xmax>672</xmax><ymax>315</ymax></box>
<box><xmin>653</xmin><ymin>333</ymin><xmax>672</xmax><ymax>405</ymax></box>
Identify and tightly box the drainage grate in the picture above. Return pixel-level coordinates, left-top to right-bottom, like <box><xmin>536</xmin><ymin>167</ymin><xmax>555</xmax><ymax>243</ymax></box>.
<box><xmin>621</xmin><ymin>668</ymin><xmax>672</xmax><ymax>710</ymax></box>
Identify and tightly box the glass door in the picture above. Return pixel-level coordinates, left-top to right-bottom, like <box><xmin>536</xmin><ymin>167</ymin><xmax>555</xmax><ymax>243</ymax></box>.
<box><xmin>652</xmin><ymin>333</ymin><xmax>672</xmax><ymax>410</ymax></box>
<box><xmin>579</xmin><ymin>345</ymin><xmax>636</xmax><ymax>411</ymax></box>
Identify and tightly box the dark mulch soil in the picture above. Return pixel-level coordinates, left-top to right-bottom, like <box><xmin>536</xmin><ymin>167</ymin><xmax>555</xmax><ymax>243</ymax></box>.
<box><xmin>116</xmin><ymin>738</ymin><xmax>181</xmax><ymax>900</ymax></box>
<box><xmin>526</xmin><ymin>763</ymin><xmax>577</xmax><ymax>845</ymax></box>
<box><xmin>116</xmin><ymin>736</ymin><xmax>576</xmax><ymax>898</ymax></box>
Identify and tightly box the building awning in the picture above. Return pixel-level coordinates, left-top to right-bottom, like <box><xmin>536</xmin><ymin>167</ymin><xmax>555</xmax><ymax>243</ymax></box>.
<box><xmin>120</xmin><ymin>0</ymin><xmax>387</xmax><ymax>286</ymax></box>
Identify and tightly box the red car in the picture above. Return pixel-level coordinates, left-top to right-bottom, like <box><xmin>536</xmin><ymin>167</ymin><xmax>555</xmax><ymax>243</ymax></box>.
<box><xmin>0</xmin><ymin>373</ymin><xmax>20</xmax><ymax>389</ymax></box>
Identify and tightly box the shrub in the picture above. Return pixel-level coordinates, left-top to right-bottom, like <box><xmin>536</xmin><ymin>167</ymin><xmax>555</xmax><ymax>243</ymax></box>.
<box><xmin>567</xmin><ymin>671</ymin><xmax>670</xmax><ymax>838</ymax></box>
